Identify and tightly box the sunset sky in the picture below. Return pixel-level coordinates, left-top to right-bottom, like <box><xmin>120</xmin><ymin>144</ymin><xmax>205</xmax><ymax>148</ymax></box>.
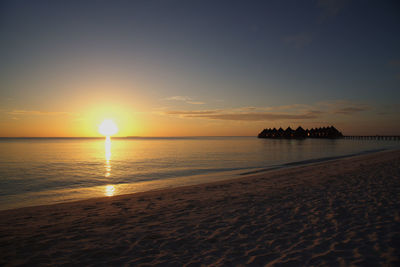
<box><xmin>1</xmin><ymin>0</ymin><xmax>399</xmax><ymax>137</ymax></box>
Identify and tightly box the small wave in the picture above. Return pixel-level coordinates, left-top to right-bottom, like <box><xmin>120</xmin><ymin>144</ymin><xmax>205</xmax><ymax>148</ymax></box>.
<box><xmin>240</xmin><ymin>148</ymin><xmax>387</xmax><ymax>176</ymax></box>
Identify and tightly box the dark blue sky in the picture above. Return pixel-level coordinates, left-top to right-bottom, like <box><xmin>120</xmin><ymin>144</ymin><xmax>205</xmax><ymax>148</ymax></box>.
<box><xmin>1</xmin><ymin>0</ymin><xmax>399</xmax><ymax>136</ymax></box>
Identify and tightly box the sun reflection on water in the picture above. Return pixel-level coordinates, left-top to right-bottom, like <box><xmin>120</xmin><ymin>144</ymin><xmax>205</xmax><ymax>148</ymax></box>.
<box><xmin>105</xmin><ymin>184</ymin><xmax>115</xmax><ymax>196</ymax></box>
<box><xmin>104</xmin><ymin>136</ymin><xmax>116</xmax><ymax>197</ymax></box>
<box><xmin>105</xmin><ymin>136</ymin><xmax>112</xmax><ymax>177</ymax></box>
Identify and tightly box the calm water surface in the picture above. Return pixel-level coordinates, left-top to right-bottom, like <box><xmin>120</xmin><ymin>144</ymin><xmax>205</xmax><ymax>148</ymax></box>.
<box><xmin>0</xmin><ymin>137</ymin><xmax>399</xmax><ymax>210</ymax></box>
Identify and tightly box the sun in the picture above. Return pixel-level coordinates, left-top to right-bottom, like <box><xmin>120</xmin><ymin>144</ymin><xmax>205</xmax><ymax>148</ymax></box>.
<box><xmin>99</xmin><ymin>119</ymin><xmax>119</xmax><ymax>136</ymax></box>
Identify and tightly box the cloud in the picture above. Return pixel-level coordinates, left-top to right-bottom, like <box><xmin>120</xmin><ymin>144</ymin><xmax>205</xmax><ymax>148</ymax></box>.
<box><xmin>165</xmin><ymin>96</ymin><xmax>191</xmax><ymax>101</ymax></box>
<box><xmin>7</xmin><ymin>110</ymin><xmax>75</xmax><ymax>116</ymax></box>
<box><xmin>375</xmin><ymin>104</ymin><xmax>400</xmax><ymax>116</ymax></box>
<box><xmin>186</xmin><ymin>101</ymin><xmax>205</xmax><ymax>105</ymax></box>
<box><xmin>166</xmin><ymin>110</ymin><xmax>220</xmax><ymax>115</ymax></box>
<box><xmin>317</xmin><ymin>0</ymin><xmax>350</xmax><ymax>21</ymax></box>
<box><xmin>165</xmin><ymin>96</ymin><xmax>205</xmax><ymax>105</ymax></box>
<box><xmin>271</xmin><ymin>104</ymin><xmax>312</xmax><ymax>111</ymax></box>
<box><xmin>240</xmin><ymin>107</ymin><xmax>258</xmax><ymax>111</ymax></box>
<box><xmin>164</xmin><ymin>100</ymin><xmax>371</xmax><ymax>121</ymax></box>
<box><xmin>316</xmin><ymin>100</ymin><xmax>370</xmax><ymax>115</ymax></box>
<box><xmin>284</xmin><ymin>33</ymin><xmax>313</xmax><ymax>48</ymax></box>
<box><xmin>334</xmin><ymin>107</ymin><xmax>368</xmax><ymax>115</ymax></box>
<box><xmin>166</xmin><ymin>109</ymin><xmax>321</xmax><ymax>121</ymax></box>
<box><xmin>163</xmin><ymin>99</ymin><xmax>373</xmax><ymax>122</ymax></box>
<box><xmin>188</xmin><ymin>112</ymin><xmax>320</xmax><ymax>121</ymax></box>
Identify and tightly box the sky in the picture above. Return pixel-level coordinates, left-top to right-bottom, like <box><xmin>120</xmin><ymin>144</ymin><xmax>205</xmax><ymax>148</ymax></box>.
<box><xmin>0</xmin><ymin>0</ymin><xmax>399</xmax><ymax>137</ymax></box>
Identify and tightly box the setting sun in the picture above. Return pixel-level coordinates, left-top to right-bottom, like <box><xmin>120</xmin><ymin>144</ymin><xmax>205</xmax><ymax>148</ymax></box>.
<box><xmin>98</xmin><ymin>119</ymin><xmax>119</xmax><ymax>136</ymax></box>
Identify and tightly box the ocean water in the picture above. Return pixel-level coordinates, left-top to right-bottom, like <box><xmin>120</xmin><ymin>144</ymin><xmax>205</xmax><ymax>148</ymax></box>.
<box><xmin>0</xmin><ymin>137</ymin><xmax>399</xmax><ymax>210</ymax></box>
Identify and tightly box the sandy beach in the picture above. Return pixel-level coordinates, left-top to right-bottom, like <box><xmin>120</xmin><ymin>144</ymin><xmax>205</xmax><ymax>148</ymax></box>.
<box><xmin>0</xmin><ymin>150</ymin><xmax>399</xmax><ymax>266</ymax></box>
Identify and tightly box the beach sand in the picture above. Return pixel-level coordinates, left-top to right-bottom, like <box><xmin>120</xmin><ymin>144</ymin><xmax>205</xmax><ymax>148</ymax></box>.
<box><xmin>1</xmin><ymin>150</ymin><xmax>399</xmax><ymax>266</ymax></box>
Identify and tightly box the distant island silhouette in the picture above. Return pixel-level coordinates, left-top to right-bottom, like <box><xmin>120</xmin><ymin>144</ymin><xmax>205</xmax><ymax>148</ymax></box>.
<box><xmin>258</xmin><ymin>126</ymin><xmax>343</xmax><ymax>139</ymax></box>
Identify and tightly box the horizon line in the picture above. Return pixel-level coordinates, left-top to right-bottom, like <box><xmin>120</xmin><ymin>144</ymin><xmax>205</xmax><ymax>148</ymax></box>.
<box><xmin>0</xmin><ymin>135</ymin><xmax>255</xmax><ymax>139</ymax></box>
<box><xmin>1</xmin><ymin>135</ymin><xmax>399</xmax><ymax>139</ymax></box>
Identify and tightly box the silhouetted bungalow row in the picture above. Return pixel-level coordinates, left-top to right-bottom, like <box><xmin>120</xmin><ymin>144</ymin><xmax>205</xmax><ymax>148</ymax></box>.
<box><xmin>258</xmin><ymin>126</ymin><xmax>343</xmax><ymax>139</ymax></box>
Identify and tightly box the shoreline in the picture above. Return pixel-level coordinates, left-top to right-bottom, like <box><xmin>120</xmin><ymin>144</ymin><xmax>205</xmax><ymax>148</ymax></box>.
<box><xmin>239</xmin><ymin>147</ymin><xmax>388</xmax><ymax>176</ymax></box>
<box><xmin>1</xmin><ymin>149</ymin><xmax>399</xmax><ymax>265</ymax></box>
<box><xmin>1</xmin><ymin>148</ymin><xmax>396</xmax><ymax>212</ymax></box>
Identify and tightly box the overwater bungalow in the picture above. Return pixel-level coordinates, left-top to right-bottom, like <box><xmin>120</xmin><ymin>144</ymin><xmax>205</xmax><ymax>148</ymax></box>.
<box><xmin>258</xmin><ymin>126</ymin><xmax>343</xmax><ymax>139</ymax></box>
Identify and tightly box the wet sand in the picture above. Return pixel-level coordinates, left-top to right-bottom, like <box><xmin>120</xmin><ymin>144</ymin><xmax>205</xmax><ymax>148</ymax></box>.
<box><xmin>1</xmin><ymin>150</ymin><xmax>399</xmax><ymax>266</ymax></box>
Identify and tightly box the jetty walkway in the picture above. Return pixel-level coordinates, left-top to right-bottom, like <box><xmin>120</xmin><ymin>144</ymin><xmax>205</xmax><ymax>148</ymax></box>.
<box><xmin>344</xmin><ymin>136</ymin><xmax>400</xmax><ymax>140</ymax></box>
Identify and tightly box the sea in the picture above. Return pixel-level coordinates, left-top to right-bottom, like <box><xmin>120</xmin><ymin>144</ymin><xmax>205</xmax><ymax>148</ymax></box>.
<box><xmin>1</xmin><ymin>137</ymin><xmax>399</xmax><ymax>210</ymax></box>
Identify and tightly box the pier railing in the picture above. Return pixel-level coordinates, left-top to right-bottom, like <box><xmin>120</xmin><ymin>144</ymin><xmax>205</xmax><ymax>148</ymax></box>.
<box><xmin>344</xmin><ymin>136</ymin><xmax>400</xmax><ymax>140</ymax></box>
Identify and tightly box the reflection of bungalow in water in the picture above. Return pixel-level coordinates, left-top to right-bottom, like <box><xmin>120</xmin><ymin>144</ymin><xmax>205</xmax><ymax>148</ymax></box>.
<box><xmin>258</xmin><ymin>126</ymin><xmax>343</xmax><ymax>139</ymax></box>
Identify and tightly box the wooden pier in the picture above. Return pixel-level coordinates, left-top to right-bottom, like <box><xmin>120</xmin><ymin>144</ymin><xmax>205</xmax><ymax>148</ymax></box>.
<box><xmin>344</xmin><ymin>136</ymin><xmax>400</xmax><ymax>140</ymax></box>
